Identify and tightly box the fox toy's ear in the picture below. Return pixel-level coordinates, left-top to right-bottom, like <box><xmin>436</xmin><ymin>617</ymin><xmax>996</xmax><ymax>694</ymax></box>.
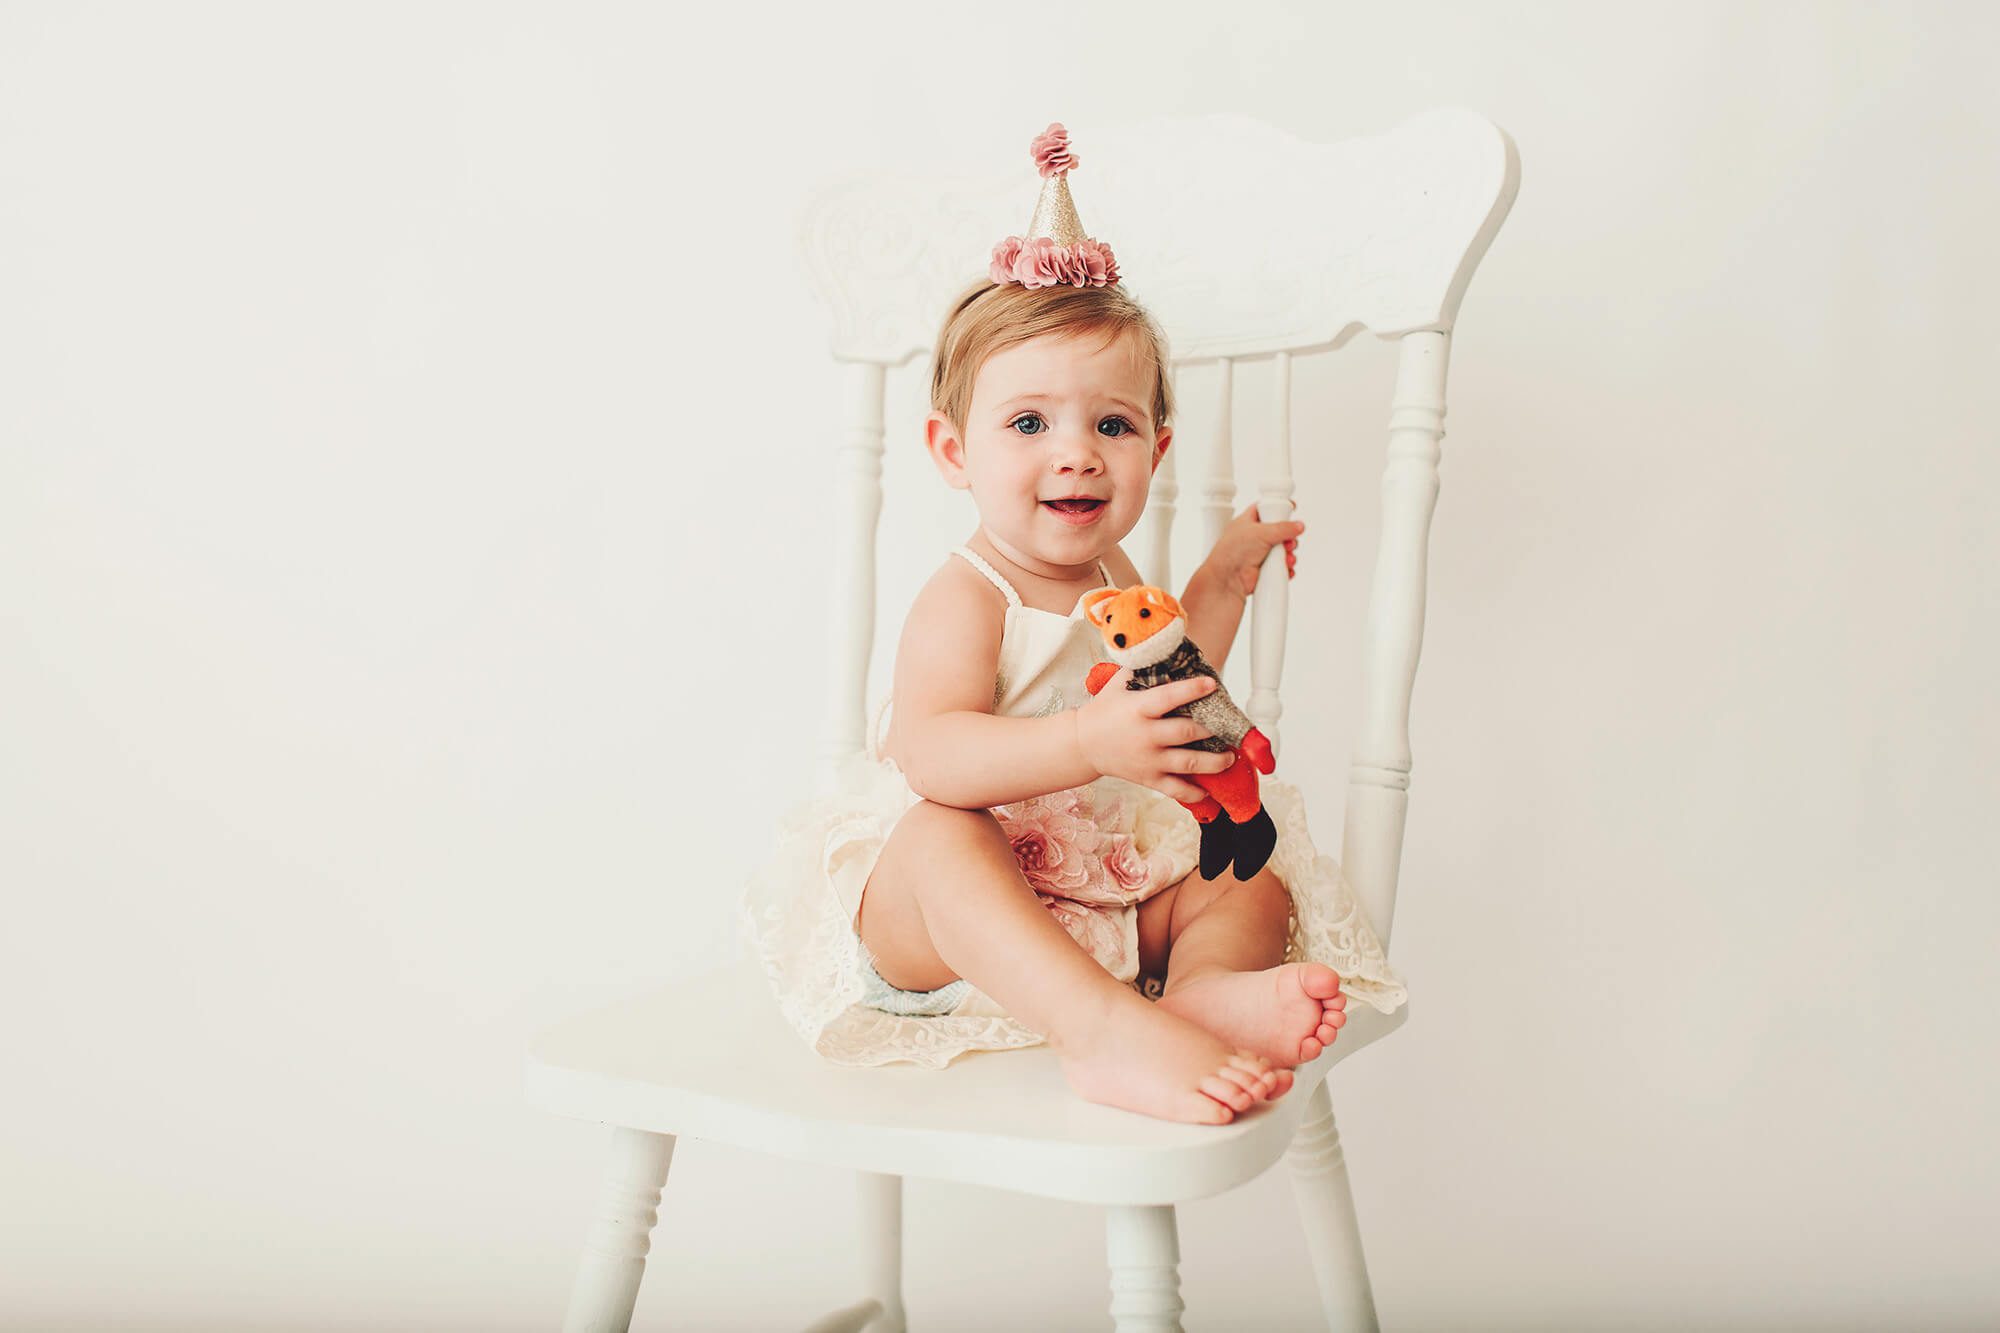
<box><xmin>1139</xmin><ymin>586</ymin><xmax>1185</xmax><ymax>620</ymax></box>
<box><xmin>1082</xmin><ymin>585</ymin><xmax>1121</xmax><ymax>628</ymax></box>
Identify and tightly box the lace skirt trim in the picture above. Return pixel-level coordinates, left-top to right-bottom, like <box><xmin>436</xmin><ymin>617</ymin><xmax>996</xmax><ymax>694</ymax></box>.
<box><xmin>739</xmin><ymin>749</ymin><xmax>1408</xmax><ymax>1069</ymax></box>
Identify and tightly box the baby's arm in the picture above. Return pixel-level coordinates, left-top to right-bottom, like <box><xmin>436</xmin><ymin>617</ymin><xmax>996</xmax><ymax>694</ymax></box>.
<box><xmin>883</xmin><ymin>561</ymin><xmax>1097</xmax><ymax>809</ymax></box>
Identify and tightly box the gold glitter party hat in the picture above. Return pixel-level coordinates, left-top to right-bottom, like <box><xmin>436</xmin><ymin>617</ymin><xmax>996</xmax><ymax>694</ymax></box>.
<box><xmin>988</xmin><ymin>123</ymin><xmax>1120</xmax><ymax>290</ymax></box>
<box><xmin>1026</xmin><ymin>170</ymin><xmax>1088</xmax><ymax>247</ymax></box>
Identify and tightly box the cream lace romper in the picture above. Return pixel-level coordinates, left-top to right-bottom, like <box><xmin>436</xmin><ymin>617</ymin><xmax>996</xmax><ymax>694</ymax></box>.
<box><xmin>739</xmin><ymin>545</ymin><xmax>1408</xmax><ymax>1069</ymax></box>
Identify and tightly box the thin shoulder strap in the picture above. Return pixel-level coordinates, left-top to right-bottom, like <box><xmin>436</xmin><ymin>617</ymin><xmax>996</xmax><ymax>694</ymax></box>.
<box><xmin>950</xmin><ymin>546</ymin><xmax>1023</xmax><ymax>607</ymax></box>
<box><xmin>1096</xmin><ymin>559</ymin><xmax>1113</xmax><ymax>587</ymax></box>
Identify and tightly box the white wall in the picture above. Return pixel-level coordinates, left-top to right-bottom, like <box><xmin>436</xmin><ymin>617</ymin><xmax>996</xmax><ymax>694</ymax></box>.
<box><xmin>3</xmin><ymin>2</ymin><xmax>1994</xmax><ymax>1328</ymax></box>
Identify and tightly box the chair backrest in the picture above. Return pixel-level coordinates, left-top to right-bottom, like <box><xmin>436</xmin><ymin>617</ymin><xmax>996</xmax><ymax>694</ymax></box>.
<box><xmin>796</xmin><ymin>108</ymin><xmax>1519</xmax><ymax>950</ymax></box>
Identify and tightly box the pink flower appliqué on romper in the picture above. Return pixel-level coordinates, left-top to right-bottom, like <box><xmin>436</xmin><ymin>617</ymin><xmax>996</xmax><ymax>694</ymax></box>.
<box><xmin>1101</xmin><ymin>837</ymin><xmax>1154</xmax><ymax>899</ymax></box>
<box><xmin>992</xmin><ymin>786</ymin><xmax>1168</xmax><ymax>979</ymax></box>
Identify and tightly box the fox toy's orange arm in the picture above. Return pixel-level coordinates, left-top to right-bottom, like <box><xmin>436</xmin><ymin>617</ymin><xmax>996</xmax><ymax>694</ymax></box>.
<box><xmin>1085</xmin><ymin>661</ymin><xmax>1119</xmax><ymax>695</ymax></box>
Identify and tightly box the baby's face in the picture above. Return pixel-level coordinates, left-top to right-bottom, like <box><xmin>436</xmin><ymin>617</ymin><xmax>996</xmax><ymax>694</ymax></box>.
<box><xmin>931</xmin><ymin>328</ymin><xmax>1170</xmax><ymax>577</ymax></box>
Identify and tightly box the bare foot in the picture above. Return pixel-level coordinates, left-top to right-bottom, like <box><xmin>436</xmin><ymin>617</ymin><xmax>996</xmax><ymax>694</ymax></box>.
<box><xmin>1050</xmin><ymin>988</ymin><xmax>1296</xmax><ymax>1125</ymax></box>
<box><xmin>1156</xmin><ymin>962</ymin><xmax>1348</xmax><ymax>1067</ymax></box>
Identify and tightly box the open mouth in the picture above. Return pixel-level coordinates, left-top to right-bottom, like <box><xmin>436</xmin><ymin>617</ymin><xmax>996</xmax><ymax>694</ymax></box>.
<box><xmin>1042</xmin><ymin>498</ymin><xmax>1105</xmax><ymax>514</ymax></box>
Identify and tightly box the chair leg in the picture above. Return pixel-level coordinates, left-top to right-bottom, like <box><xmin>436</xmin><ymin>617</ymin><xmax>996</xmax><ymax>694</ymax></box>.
<box><xmin>1104</xmin><ymin>1204</ymin><xmax>1185</xmax><ymax>1332</ymax></box>
<box><xmin>1284</xmin><ymin>1082</ymin><xmax>1379</xmax><ymax>1332</ymax></box>
<box><xmin>561</xmin><ymin>1127</ymin><xmax>676</xmax><ymax>1333</ymax></box>
<box><xmin>855</xmin><ymin>1170</ymin><xmax>907</xmax><ymax>1332</ymax></box>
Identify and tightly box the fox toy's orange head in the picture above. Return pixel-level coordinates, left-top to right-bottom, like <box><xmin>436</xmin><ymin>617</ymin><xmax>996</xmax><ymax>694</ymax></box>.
<box><xmin>1083</xmin><ymin>584</ymin><xmax>1189</xmax><ymax>668</ymax></box>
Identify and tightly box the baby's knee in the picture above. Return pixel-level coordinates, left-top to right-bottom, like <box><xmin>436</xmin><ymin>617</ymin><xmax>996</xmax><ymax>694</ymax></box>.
<box><xmin>902</xmin><ymin>798</ymin><xmax>1004</xmax><ymax>842</ymax></box>
<box><xmin>909</xmin><ymin>797</ymin><xmax>997</xmax><ymax>822</ymax></box>
<box><xmin>1228</xmin><ymin>865</ymin><xmax>1292</xmax><ymax>920</ymax></box>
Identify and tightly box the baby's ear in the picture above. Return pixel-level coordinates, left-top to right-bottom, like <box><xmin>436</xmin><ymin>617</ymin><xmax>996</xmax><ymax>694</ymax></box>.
<box><xmin>1083</xmin><ymin>586</ymin><xmax>1121</xmax><ymax>628</ymax></box>
<box><xmin>1140</xmin><ymin>586</ymin><xmax>1185</xmax><ymax>620</ymax></box>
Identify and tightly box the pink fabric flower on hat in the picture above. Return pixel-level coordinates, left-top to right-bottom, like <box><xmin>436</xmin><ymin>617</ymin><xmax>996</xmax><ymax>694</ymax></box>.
<box><xmin>1017</xmin><ymin>237</ymin><xmax>1068</xmax><ymax>288</ymax></box>
<box><xmin>988</xmin><ymin>236</ymin><xmax>1025</xmax><ymax>285</ymax></box>
<box><xmin>990</xmin><ymin>235</ymin><xmax>1121</xmax><ymax>290</ymax></box>
<box><xmin>1031</xmin><ymin>122</ymin><xmax>1078</xmax><ymax>177</ymax></box>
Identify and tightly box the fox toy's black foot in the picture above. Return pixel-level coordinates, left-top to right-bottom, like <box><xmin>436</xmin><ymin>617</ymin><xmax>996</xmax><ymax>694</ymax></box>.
<box><xmin>1197</xmin><ymin>812</ymin><xmax>1237</xmax><ymax>881</ymax></box>
<box><xmin>1229</xmin><ymin>806</ymin><xmax>1278</xmax><ymax>880</ymax></box>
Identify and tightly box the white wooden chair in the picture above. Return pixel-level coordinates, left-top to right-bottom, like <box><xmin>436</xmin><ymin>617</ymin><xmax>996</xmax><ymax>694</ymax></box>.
<box><xmin>528</xmin><ymin>108</ymin><xmax>1519</xmax><ymax>1332</ymax></box>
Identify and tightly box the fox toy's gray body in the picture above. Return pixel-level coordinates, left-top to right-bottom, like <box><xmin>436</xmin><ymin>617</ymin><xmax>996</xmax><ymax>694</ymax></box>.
<box><xmin>1123</xmin><ymin>638</ymin><xmax>1254</xmax><ymax>754</ymax></box>
<box><xmin>1110</xmin><ymin>627</ymin><xmax>1276</xmax><ymax>880</ymax></box>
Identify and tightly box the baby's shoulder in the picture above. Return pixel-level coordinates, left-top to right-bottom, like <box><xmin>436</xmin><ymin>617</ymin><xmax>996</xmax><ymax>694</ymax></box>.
<box><xmin>888</xmin><ymin>556</ymin><xmax>1008</xmax><ymax>721</ymax></box>
<box><xmin>911</xmin><ymin>552</ymin><xmax>1009</xmax><ymax>621</ymax></box>
<box><xmin>893</xmin><ymin>554</ymin><xmax>1007</xmax><ymax>656</ymax></box>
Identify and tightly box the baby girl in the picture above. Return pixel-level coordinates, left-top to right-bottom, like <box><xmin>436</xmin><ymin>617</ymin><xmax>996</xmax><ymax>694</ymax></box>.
<box><xmin>860</xmin><ymin>274</ymin><xmax>1347</xmax><ymax>1125</ymax></box>
<box><xmin>744</xmin><ymin>124</ymin><xmax>1405</xmax><ymax>1126</ymax></box>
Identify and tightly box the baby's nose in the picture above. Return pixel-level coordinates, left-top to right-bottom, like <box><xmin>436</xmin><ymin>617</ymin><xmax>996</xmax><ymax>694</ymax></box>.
<box><xmin>1053</xmin><ymin>437</ymin><xmax>1103</xmax><ymax>470</ymax></box>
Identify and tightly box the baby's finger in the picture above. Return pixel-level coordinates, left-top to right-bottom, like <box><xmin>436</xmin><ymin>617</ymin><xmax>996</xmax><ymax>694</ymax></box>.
<box><xmin>1170</xmin><ymin>748</ymin><xmax>1233</xmax><ymax>775</ymax></box>
<box><xmin>1143</xmin><ymin>674</ymin><xmax>1219</xmax><ymax>714</ymax></box>
<box><xmin>1164</xmin><ymin>777</ymin><xmax>1209</xmax><ymax>803</ymax></box>
<box><xmin>1159</xmin><ymin>717</ymin><xmax>1213</xmax><ymax>746</ymax></box>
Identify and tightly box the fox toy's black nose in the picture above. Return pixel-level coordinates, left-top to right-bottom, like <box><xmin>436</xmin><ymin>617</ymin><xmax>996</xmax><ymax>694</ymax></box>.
<box><xmin>1113</xmin><ymin>633</ymin><xmax>1126</xmax><ymax>648</ymax></box>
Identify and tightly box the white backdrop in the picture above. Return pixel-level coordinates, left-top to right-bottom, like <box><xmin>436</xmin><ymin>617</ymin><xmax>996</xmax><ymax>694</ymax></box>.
<box><xmin>3</xmin><ymin>2</ymin><xmax>1995</xmax><ymax>1329</ymax></box>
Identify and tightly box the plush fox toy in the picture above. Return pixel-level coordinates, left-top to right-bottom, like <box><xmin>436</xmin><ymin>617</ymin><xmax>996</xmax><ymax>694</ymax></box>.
<box><xmin>1081</xmin><ymin>585</ymin><xmax>1278</xmax><ymax>880</ymax></box>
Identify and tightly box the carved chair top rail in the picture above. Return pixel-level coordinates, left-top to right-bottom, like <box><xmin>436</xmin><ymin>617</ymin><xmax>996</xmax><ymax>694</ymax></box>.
<box><xmin>799</xmin><ymin>107</ymin><xmax>1518</xmax><ymax>368</ymax></box>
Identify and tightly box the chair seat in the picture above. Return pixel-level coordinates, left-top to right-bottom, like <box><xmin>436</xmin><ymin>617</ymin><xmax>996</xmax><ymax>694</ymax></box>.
<box><xmin>526</xmin><ymin>955</ymin><xmax>1407</xmax><ymax>1207</ymax></box>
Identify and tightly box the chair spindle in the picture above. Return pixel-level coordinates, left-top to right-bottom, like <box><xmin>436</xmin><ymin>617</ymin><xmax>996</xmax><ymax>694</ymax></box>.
<box><xmin>818</xmin><ymin>361</ymin><xmax>888</xmax><ymax>796</ymax></box>
<box><xmin>1247</xmin><ymin>350</ymin><xmax>1297</xmax><ymax>759</ymax></box>
<box><xmin>1144</xmin><ymin>362</ymin><xmax>1179</xmax><ymax>588</ymax></box>
<box><xmin>1341</xmin><ymin>329</ymin><xmax>1451</xmax><ymax>950</ymax></box>
<box><xmin>1201</xmin><ymin>358</ymin><xmax>1237</xmax><ymax>555</ymax></box>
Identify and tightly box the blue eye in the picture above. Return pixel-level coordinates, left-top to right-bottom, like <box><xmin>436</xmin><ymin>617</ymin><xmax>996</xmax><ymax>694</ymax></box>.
<box><xmin>1010</xmin><ymin>412</ymin><xmax>1137</xmax><ymax>438</ymax></box>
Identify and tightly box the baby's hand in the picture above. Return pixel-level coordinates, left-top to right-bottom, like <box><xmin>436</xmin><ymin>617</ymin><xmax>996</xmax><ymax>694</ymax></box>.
<box><xmin>1203</xmin><ymin>502</ymin><xmax>1305</xmax><ymax>598</ymax></box>
<box><xmin>1073</xmin><ymin>668</ymin><xmax>1235</xmax><ymax>803</ymax></box>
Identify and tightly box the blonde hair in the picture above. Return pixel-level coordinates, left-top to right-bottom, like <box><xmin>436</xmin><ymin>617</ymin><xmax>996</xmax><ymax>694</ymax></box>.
<box><xmin>927</xmin><ymin>280</ymin><xmax>1175</xmax><ymax>437</ymax></box>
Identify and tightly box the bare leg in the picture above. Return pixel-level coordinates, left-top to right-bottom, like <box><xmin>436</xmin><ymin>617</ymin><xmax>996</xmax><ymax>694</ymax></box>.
<box><xmin>857</xmin><ymin>799</ymin><xmax>1283</xmax><ymax>1124</ymax></box>
<box><xmin>1147</xmin><ymin>866</ymin><xmax>1349</xmax><ymax>1068</ymax></box>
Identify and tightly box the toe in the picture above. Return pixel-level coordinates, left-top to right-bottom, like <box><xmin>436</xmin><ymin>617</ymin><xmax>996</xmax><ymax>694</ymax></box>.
<box><xmin>1316</xmin><ymin>1023</ymin><xmax>1340</xmax><ymax>1046</ymax></box>
<box><xmin>1328</xmin><ymin>993</ymin><xmax>1347</xmax><ymax>1011</ymax></box>
<box><xmin>1201</xmin><ymin>1074</ymin><xmax>1253</xmax><ymax>1111</ymax></box>
<box><xmin>1326</xmin><ymin>1007</ymin><xmax>1346</xmax><ymax>1028</ymax></box>
<box><xmin>1299</xmin><ymin>964</ymin><xmax>1343</xmax><ymax>1000</ymax></box>
<box><xmin>1216</xmin><ymin>1065</ymin><xmax>1265</xmax><ymax>1098</ymax></box>
<box><xmin>1269</xmin><ymin>1068</ymin><xmax>1295</xmax><ymax>1096</ymax></box>
<box><xmin>1226</xmin><ymin>1052</ymin><xmax>1272</xmax><ymax>1077</ymax></box>
<box><xmin>1299</xmin><ymin>1035</ymin><xmax>1323</xmax><ymax>1061</ymax></box>
<box><xmin>1187</xmin><ymin>1092</ymin><xmax>1235</xmax><ymax>1124</ymax></box>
